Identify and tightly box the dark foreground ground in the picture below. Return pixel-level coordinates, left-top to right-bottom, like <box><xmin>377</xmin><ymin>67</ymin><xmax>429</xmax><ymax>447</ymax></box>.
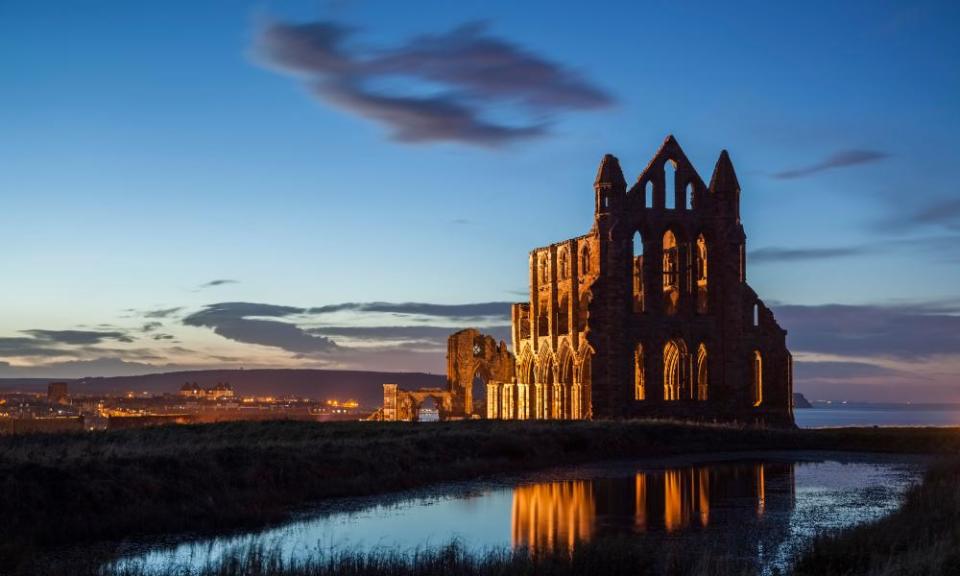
<box><xmin>3</xmin><ymin>420</ymin><xmax>960</xmax><ymax>574</ymax></box>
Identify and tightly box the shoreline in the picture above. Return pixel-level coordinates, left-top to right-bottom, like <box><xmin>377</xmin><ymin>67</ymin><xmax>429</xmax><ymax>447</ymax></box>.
<box><xmin>4</xmin><ymin>420</ymin><xmax>960</xmax><ymax>573</ymax></box>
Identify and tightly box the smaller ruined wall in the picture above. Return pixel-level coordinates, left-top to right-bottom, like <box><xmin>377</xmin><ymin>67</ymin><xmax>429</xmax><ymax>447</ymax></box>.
<box><xmin>446</xmin><ymin>329</ymin><xmax>515</xmax><ymax>416</ymax></box>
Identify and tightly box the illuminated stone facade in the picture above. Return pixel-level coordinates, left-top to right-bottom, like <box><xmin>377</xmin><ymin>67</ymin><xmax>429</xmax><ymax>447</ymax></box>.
<box><xmin>383</xmin><ymin>137</ymin><xmax>793</xmax><ymax>426</ymax></box>
<box><xmin>498</xmin><ymin>136</ymin><xmax>793</xmax><ymax>425</ymax></box>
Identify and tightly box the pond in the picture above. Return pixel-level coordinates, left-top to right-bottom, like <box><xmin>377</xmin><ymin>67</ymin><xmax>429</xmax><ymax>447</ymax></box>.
<box><xmin>105</xmin><ymin>452</ymin><xmax>925</xmax><ymax>575</ymax></box>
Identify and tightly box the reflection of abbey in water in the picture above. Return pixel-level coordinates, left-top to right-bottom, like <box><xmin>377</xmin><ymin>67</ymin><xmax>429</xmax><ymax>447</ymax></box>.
<box><xmin>511</xmin><ymin>462</ymin><xmax>794</xmax><ymax>553</ymax></box>
<box><xmin>382</xmin><ymin>136</ymin><xmax>793</xmax><ymax>426</ymax></box>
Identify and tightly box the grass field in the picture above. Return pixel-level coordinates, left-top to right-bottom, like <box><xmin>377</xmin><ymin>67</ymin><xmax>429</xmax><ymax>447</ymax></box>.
<box><xmin>2</xmin><ymin>419</ymin><xmax>959</xmax><ymax>574</ymax></box>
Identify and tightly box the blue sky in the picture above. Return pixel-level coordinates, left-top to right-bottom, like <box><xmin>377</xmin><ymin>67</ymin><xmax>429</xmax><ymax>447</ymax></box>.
<box><xmin>1</xmin><ymin>1</ymin><xmax>959</xmax><ymax>401</ymax></box>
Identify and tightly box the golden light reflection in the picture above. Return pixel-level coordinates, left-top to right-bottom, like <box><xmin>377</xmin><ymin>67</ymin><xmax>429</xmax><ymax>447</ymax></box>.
<box><xmin>511</xmin><ymin>481</ymin><xmax>595</xmax><ymax>551</ymax></box>
<box><xmin>699</xmin><ymin>468</ymin><xmax>710</xmax><ymax>526</ymax></box>
<box><xmin>635</xmin><ymin>474</ymin><xmax>647</xmax><ymax>529</ymax></box>
<box><xmin>757</xmin><ymin>464</ymin><xmax>766</xmax><ymax>516</ymax></box>
<box><xmin>511</xmin><ymin>465</ymin><xmax>769</xmax><ymax>552</ymax></box>
<box><xmin>664</xmin><ymin>470</ymin><xmax>683</xmax><ymax>532</ymax></box>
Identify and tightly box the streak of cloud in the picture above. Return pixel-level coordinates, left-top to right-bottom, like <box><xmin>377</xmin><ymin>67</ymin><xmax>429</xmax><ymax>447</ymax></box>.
<box><xmin>749</xmin><ymin>246</ymin><xmax>868</xmax><ymax>263</ymax></box>
<box><xmin>772</xmin><ymin>149</ymin><xmax>888</xmax><ymax>179</ymax></box>
<box><xmin>254</xmin><ymin>20</ymin><xmax>612</xmax><ymax>146</ymax></box>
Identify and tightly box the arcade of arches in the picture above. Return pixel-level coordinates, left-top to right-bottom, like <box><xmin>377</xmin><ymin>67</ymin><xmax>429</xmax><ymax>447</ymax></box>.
<box><xmin>382</xmin><ymin>137</ymin><xmax>794</xmax><ymax>426</ymax></box>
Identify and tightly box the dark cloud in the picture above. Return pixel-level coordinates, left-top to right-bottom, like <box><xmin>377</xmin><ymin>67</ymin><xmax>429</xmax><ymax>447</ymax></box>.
<box><xmin>308</xmin><ymin>301</ymin><xmax>511</xmax><ymax>320</ymax></box>
<box><xmin>0</xmin><ymin>337</ymin><xmax>69</xmax><ymax>358</ymax></box>
<box><xmin>182</xmin><ymin>302</ymin><xmax>337</xmax><ymax>355</ymax></box>
<box><xmin>181</xmin><ymin>301</ymin><xmax>512</xmax><ymax>358</ymax></box>
<box><xmin>139</xmin><ymin>307</ymin><xmax>183</xmax><ymax>319</ymax></box>
<box><xmin>141</xmin><ymin>322</ymin><xmax>163</xmax><ymax>333</ymax></box>
<box><xmin>879</xmin><ymin>198</ymin><xmax>960</xmax><ymax>234</ymax></box>
<box><xmin>21</xmin><ymin>329</ymin><xmax>133</xmax><ymax>345</ymax></box>
<box><xmin>908</xmin><ymin>198</ymin><xmax>960</xmax><ymax>230</ymax></box>
<box><xmin>775</xmin><ymin>302</ymin><xmax>960</xmax><ymax>360</ymax></box>
<box><xmin>772</xmin><ymin>149</ymin><xmax>889</xmax><ymax>179</ymax></box>
<box><xmin>310</xmin><ymin>324</ymin><xmax>512</xmax><ymax>345</ymax></box>
<box><xmin>255</xmin><ymin>20</ymin><xmax>611</xmax><ymax>146</ymax></box>
<box><xmin>198</xmin><ymin>279</ymin><xmax>239</xmax><ymax>289</ymax></box>
<box><xmin>152</xmin><ymin>334</ymin><xmax>176</xmax><ymax>341</ymax></box>
<box><xmin>749</xmin><ymin>246</ymin><xmax>868</xmax><ymax>263</ymax></box>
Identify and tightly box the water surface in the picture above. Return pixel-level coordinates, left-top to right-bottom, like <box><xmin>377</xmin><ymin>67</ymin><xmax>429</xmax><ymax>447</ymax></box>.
<box><xmin>108</xmin><ymin>452</ymin><xmax>924</xmax><ymax>575</ymax></box>
<box><xmin>796</xmin><ymin>407</ymin><xmax>960</xmax><ymax>428</ymax></box>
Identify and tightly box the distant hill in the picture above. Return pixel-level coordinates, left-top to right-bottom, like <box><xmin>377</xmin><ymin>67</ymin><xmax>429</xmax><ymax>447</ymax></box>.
<box><xmin>0</xmin><ymin>369</ymin><xmax>446</xmax><ymax>407</ymax></box>
<box><xmin>793</xmin><ymin>392</ymin><xmax>813</xmax><ymax>409</ymax></box>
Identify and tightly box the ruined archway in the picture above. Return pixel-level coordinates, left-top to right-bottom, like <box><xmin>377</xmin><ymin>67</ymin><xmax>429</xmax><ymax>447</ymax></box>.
<box><xmin>417</xmin><ymin>396</ymin><xmax>440</xmax><ymax>422</ymax></box>
<box><xmin>576</xmin><ymin>346</ymin><xmax>593</xmax><ymax>419</ymax></box>
<box><xmin>446</xmin><ymin>329</ymin><xmax>515</xmax><ymax>418</ymax></box>
<box><xmin>558</xmin><ymin>345</ymin><xmax>574</xmax><ymax>419</ymax></box>
<box><xmin>538</xmin><ymin>354</ymin><xmax>555</xmax><ymax>420</ymax></box>
<box><xmin>635</xmin><ymin>344</ymin><xmax>646</xmax><ymax>400</ymax></box>
<box><xmin>696</xmin><ymin>344</ymin><xmax>708</xmax><ymax>401</ymax></box>
<box><xmin>664</xmin><ymin>338</ymin><xmax>689</xmax><ymax>401</ymax></box>
<box><xmin>471</xmin><ymin>364</ymin><xmax>491</xmax><ymax>418</ymax></box>
<box><xmin>662</xmin><ymin>230</ymin><xmax>680</xmax><ymax>315</ymax></box>
<box><xmin>753</xmin><ymin>351</ymin><xmax>763</xmax><ymax>407</ymax></box>
<box><xmin>695</xmin><ymin>234</ymin><xmax>708</xmax><ymax>314</ymax></box>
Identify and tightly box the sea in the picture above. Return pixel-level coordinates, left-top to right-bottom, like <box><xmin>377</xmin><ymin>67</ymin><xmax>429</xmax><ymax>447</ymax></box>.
<box><xmin>795</xmin><ymin>403</ymin><xmax>960</xmax><ymax>428</ymax></box>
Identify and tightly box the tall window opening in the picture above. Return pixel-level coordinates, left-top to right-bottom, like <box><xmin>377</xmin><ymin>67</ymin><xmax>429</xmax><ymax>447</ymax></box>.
<box><xmin>580</xmin><ymin>246</ymin><xmax>590</xmax><ymax>275</ymax></box>
<box><xmin>663</xmin><ymin>339</ymin><xmax>687</xmax><ymax>401</ymax></box>
<box><xmin>696</xmin><ymin>344</ymin><xmax>708</xmax><ymax>401</ymax></box>
<box><xmin>471</xmin><ymin>368</ymin><xmax>487</xmax><ymax>417</ymax></box>
<box><xmin>537</xmin><ymin>300</ymin><xmax>549</xmax><ymax>337</ymax></box>
<box><xmin>578</xmin><ymin>352</ymin><xmax>592</xmax><ymax>419</ymax></box>
<box><xmin>634</xmin><ymin>344</ymin><xmax>645</xmax><ymax>400</ymax></box>
<box><xmin>685</xmin><ymin>182</ymin><xmax>694</xmax><ymax>210</ymax></box>
<box><xmin>665</xmin><ymin>161</ymin><xmax>676</xmax><ymax>210</ymax></box>
<box><xmin>557</xmin><ymin>295</ymin><xmax>569</xmax><ymax>334</ymax></box>
<box><xmin>559</xmin><ymin>250</ymin><xmax>569</xmax><ymax>280</ymax></box>
<box><xmin>645</xmin><ymin>180</ymin><xmax>653</xmax><ymax>208</ymax></box>
<box><xmin>753</xmin><ymin>351</ymin><xmax>763</xmax><ymax>406</ymax></box>
<box><xmin>633</xmin><ymin>231</ymin><xmax>644</xmax><ymax>313</ymax></box>
<box><xmin>560</xmin><ymin>353</ymin><xmax>574</xmax><ymax>419</ymax></box>
<box><xmin>540</xmin><ymin>358</ymin><xmax>554</xmax><ymax>419</ymax></box>
<box><xmin>663</xmin><ymin>230</ymin><xmax>680</xmax><ymax>315</ymax></box>
<box><xmin>540</xmin><ymin>255</ymin><xmax>549</xmax><ymax>284</ymax></box>
<box><xmin>753</xmin><ymin>303</ymin><xmax>759</xmax><ymax>327</ymax></box>
<box><xmin>696</xmin><ymin>235</ymin><xmax>708</xmax><ymax>314</ymax></box>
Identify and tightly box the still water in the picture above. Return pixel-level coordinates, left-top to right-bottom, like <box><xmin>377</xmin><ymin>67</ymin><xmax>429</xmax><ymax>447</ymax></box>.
<box><xmin>796</xmin><ymin>407</ymin><xmax>960</xmax><ymax>428</ymax></box>
<box><xmin>108</xmin><ymin>453</ymin><xmax>923</xmax><ymax>575</ymax></box>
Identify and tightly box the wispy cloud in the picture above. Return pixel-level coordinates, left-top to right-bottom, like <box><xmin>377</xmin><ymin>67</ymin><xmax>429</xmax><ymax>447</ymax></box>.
<box><xmin>308</xmin><ymin>301</ymin><xmax>510</xmax><ymax>320</ymax></box>
<box><xmin>21</xmin><ymin>329</ymin><xmax>133</xmax><ymax>345</ymax></box>
<box><xmin>197</xmin><ymin>279</ymin><xmax>239</xmax><ymax>290</ymax></box>
<box><xmin>772</xmin><ymin>149</ymin><xmax>889</xmax><ymax>179</ymax></box>
<box><xmin>138</xmin><ymin>307</ymin><xmax>183</xmax><ymax>319</ymax></box>
<box><xmin>879</xmin><ymin>197</ymin><xmax>960</xmax><ymax>233</ymax></box>
<box><xmin>182</xmin><ymin>302</ymin><xmax>337</xmax><ymax>355</ymax></box>
<box><xmin>751</xmin><ymin>235</ymin><xmax>960</xmax><ymax>265</ymax></box>
<box><xmin>774</xmin><ymin>302</ymin><xmax>960</xmax><ymax>360</ymax></box>
<box><xmin>254</xmin><ymin>20</ymin><xmax>612</xmax><ymax>146</ymax></box>
<box><xmin>749</xmin><ymin>246</ymin><xmax>867</xmax><ymax>263</ymax></box>
<box><xmin>180</xmin><ymin>300</ymin><xmax>513</xmax><ymax>357</ymax></box>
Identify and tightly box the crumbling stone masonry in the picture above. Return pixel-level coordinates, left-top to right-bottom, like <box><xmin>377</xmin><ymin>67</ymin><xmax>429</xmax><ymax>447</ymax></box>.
<box><xmin>384</xmin><ymin>136</ymin><xmax>793</xmax><ymax>426</ymax></box>
<box><xmin>382</xmin><ymin>329</ymin><xmax>515</xmax><ymax>421</ymax></box>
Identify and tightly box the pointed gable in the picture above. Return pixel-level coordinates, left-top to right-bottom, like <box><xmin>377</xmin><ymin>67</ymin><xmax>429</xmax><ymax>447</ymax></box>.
<box><xmin>708</xmin><ymin>150</ymin><xmax>741</xmax><ymax>194</ymax></box>
<box><xmin>628</xmin><ymin>134</ymin><xmax>707</xmax><ymax>203</ymax></box>
<box><xmin>594</xmin><ymin>154</ymin><xmax>627</xmax><ymax>189</ymax></box>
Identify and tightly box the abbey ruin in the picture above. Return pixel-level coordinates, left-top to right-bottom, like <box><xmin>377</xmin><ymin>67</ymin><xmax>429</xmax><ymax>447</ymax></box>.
<box><xmin>383</xmin><ymin>136</ymin><xmax>794</xmax><ymax>426</ymax></box>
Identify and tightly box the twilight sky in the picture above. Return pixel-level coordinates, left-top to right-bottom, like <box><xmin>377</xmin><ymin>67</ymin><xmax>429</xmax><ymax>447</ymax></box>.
<box><xmin>1</xmin><ymin>1</ymin><xmax>959</xmax><ymax>401</ymax></box>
